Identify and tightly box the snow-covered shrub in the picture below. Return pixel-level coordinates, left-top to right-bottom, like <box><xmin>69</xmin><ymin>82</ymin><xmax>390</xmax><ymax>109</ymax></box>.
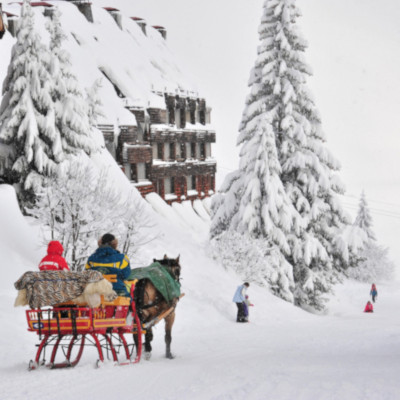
<box><xmin>346</xmin><ymin>243</ymin><xmax>395</xmax><ymax>283</ymax></box>
<box><xmin>211</xmin><ymin>231</ymin><xmax>294</xmax><ymax>302</ymax></box>
<box><xmin>27</xmin><ymin>157</ymin><xmax>156</xmax><ymax>270</ymax></box>
<box><xmin>344</xmin><ymin>191</ymin><xmax>395</xmax><ymax>282</ymax></box>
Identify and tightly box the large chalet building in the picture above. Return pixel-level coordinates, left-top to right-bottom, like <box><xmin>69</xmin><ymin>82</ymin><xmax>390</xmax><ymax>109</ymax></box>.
<box><xmin>111</xmin><ymin>95</ymin><xmax>216</xmax><ymax>204</ymax></box>
<box><xmin>0</xmin><ymin>1</ymin><xmax>216</xmax><ymax>205</ymax></box>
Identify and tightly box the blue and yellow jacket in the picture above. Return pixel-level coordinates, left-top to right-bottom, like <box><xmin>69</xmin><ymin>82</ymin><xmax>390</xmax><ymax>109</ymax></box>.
<box><xmin>85</xmin><ymin>246</ymin><xmax>131</xmax><ymax>296</ymax></box>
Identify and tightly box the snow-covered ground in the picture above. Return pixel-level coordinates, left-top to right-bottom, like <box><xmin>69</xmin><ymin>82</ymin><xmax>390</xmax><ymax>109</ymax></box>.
<box><xmin>1</xmin><ymin>185</ymin><xmax>399</xmax><ymax>400</ymax></box>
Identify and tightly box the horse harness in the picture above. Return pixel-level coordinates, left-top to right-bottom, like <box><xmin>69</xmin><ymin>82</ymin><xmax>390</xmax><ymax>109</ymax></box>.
<box><xmin>134</xmin><ymin>262</ymin><xmax>181</xmax><ymax>323</ymax></box>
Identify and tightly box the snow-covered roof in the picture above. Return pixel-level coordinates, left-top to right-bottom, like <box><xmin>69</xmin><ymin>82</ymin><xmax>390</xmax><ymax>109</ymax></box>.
<box><xmin>0</xmin><ymin>1</ymin><xmax>202</xmax><ymax>127</ymax></box>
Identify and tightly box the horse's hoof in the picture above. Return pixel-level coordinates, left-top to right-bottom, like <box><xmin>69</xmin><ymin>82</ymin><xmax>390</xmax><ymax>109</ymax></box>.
<box><xmin>166</xmin><ymin>353</ymin><xmax>175</xmax><ymax>360</ymax></box>
<box><xmin>144</xmin><ymin>352</ymin><xmax>152</xmax><ymax>361</ymax></box>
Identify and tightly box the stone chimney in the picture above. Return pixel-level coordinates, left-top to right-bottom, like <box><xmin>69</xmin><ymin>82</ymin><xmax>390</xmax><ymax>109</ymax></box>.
<box><xmin>75</xmin><ymin>2</ymin><xmax>93</xmax><ymax>23</ymax></box>
<box><xmin>152</xmin><ymin>25</ymin><xmax>167</xmax><ymax>40</ymax></box>
<box><xmin>103</xmin><ymin>7</ymin><xmax>122</xmax><ymax>30</ymax></box>
<box><xmin>131</xmin><ymin>17</ymin><xmax>146</xmax><ymax>35</ymax></box>
<box><xmin>4</xmin><ymin>12</ymin><xmax>17</xmax><ymax>37</ymax></box>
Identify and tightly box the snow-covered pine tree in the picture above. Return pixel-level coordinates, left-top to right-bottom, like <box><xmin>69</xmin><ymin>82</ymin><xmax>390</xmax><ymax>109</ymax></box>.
<box><xmin>210</xmin><ymin>170</ymin><xmax>241</xmax><ymax>238</ymax></box>
<box><xmin>0</xmin><ymin>0</ymin><xmax>61</xmax><ymax>203</ymax></box>
<box><xmin>211</xmin><ymin>0</ymin><xmax>353</xmax><ymax>310</ymax></box>
<box><xmin>211</xmin><ymin>110</ymin><xmax>303</xmax><ymax>301</ymax></box>
<box><xmin>345</xmin><ymin>191</ymin><xmax>395</xmax><ymax>282</ymax></box>
<box><xmin>354</xmin><ymin>191</ymin><xmax>376</xmax><ymax>241</ymax></box>
<box><xmin>46</xmin><ymin>7</ymin><xmax>100</xmax><ymax>156</ymax></box>
<box><xmin>86</xmin><ymin>78</ymin><xmax>105</xmax><ymax>127</ymax></box>
<box><xmin>252</xmin><ymin>0</ymin><xmax>351</xmax><ymax>309</ymax></box>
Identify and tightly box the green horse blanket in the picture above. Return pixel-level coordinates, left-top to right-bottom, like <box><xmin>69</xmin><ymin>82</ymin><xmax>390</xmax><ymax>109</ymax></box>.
<box><xmin>128</xmin><ymin>262</ymin><xmax>181</xmax><ymax>303</ymax></box>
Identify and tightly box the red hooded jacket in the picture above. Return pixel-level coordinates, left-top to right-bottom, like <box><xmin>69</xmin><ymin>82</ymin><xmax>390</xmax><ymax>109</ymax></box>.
<box><xmin>364</xmin><ymin>302</ymin><xmax>374</xmax><ymax>313</ymax></box>
<box><xmin>38</xmin><ymin>241</ymin><xmax>69</xmax><ymax>271</ymax></box>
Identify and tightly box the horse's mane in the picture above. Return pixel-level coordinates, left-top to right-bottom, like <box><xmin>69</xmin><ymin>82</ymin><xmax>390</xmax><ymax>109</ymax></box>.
<box><xmin>153</xmin><ymin>258</ymin><xmax>179</xmax><ymax>267</ymax></box>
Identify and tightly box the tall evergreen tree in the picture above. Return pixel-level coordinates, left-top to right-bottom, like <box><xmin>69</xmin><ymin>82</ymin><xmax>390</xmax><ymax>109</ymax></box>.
<box><xmin>211</xmin><ymin>104</ymin><xmax>303</xmax><ymax>300</ymax></box>
<box><xmin>354</xmin><ymin>191</ymin><xmax>376</xmax><ymax>241</ymax></box>
<box><xmin>246</xmin><ymin>0</ymin><xmax>351</xmax><ymax>309</ymax></box>
<box><xmin>0</xmin><ymin>0</ymin><xmax>60</xmax><ymax>201</ymax></box>
<box><xmin>211</xmin><ymin>0</ymin><xmax>351</xmax><ymax>310</ymax></box>
<box><xmin>46</xmin><ymin>7</ymin><xmax>99</xmax><ymax>155</ymax></box>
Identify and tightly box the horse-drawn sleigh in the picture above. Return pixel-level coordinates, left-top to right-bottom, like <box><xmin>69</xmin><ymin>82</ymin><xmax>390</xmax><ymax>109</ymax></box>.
<box><xmin>15</xmin><ymin>256</ymin><xmax>183</xmax><ymax>370</ymax></box>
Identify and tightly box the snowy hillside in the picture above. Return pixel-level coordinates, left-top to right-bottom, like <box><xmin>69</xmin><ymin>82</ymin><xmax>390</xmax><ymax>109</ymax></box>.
<box><xmin>1</xmin><ymin>185</ymin><xmax>400</xmax><ymax>399</ymax></box>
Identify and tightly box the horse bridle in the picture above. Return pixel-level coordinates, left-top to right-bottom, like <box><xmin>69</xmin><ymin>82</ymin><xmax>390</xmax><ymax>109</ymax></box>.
<box><xmin>154</xmin><ymin>258</ymin><xmax>181</xmax><ymax>283</ymax></box>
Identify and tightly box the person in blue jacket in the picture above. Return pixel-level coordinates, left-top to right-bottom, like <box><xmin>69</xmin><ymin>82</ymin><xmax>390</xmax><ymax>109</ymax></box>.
<box><xmin>370</xmin><ymin>283</ymin><xmax>378</xmax><ymax>303</ymax></box>
<box><xmin>232</xmin><ymin>282</ymin><xmax>250</xmax><ymax>322</ymax></box>
<box><xmin>85</xmin><ymin>233</ymin><xmax>131</xmax><ymax>297</ymax></box>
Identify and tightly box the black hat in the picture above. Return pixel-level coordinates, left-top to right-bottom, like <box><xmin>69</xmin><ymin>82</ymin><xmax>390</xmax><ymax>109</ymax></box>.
<box><xmin>101</xmin><ymin>233</ymin><xmax>116</xmax><ymax>245</ymax></box>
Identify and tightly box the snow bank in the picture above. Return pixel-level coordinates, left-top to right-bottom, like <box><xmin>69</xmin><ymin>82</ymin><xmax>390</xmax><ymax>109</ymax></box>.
<box><xmin>0</xmin><ymin>185</ymin><xmax>42</xmax><ymax>292</ymax></box>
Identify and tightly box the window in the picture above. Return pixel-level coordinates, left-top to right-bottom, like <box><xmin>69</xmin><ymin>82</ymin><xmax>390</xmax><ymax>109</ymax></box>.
<box><xmin>169</xmin><ymin>142</ymin><xmax>176</xmax><ymax>160</ymax></box>
<box><xmin>187</xmin><ymin>175</ymin><xmax>196</xmax><ymax>191</ymax></box>
<box><xmin>180</xmin><ymin>106</ymin><xmax>186</xmax><ymax>128</ymax></box>
<box><xmin>155</xmin><ymin>179</ymin><xmax>163</xmax><ymax>196</ymax></box>
<box><xmin>205</xmin><ymin>143</ymin><xmax>211</xmax><ymax>158</ymax></box>
<box><xmin>130</xmin><ymin>164</ymin><xmax>137</xmax><ymax>182</ymax></box>
<box><xmin>199</xmin><ymin>109</ymin><xmax>206</xmax><ymax>125</ymax></box>
<box><xmin>189</xmin><ymin>100</ymin><xmax>196</xmax><ymax>124</ymax></box>
<box><xmin>164</xmin><ymin>177</ymin><xmax>175</xmax><ymax>194</ymax></box>
<box><xmin>157</xmin><ymin>143</ymin><xmax>163</xmax><ymax>160</ymax></box>
<box><xmin>137</xmin><ymin>162</ymin><xmax>146</xmax><ymax>181</ymax></box>
<box><xmin>179</xmin><ymin>143</ymin><xmax>186</xmax><ymax>160</ymax></box>
<box><xmin>167</xmin><ymin>103</ymin><xmax>175</xmax><ymax>125</ymax></box>
<box><xmin>164</xmin><ymin>142</ymin><xmax>170</xmax><ymax>160</ymax></box>
<box><xmin>200</xmin><ymin>143</ymin><xmax>205</xmax><ymax>160</ymax></box>
<box><xmin>190</xmin><ymin>142</ymin><xmax>196</xmax><ymax>158</ymax></box>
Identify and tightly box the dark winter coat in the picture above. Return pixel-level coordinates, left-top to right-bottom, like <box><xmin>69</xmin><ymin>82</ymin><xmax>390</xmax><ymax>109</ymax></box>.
<box><xmin>38</xmin><ymin>241</ymin><xmax>69</xmax><ymax>271</ymax></box>
<box><xmin>85</xmin><ymin>245</ymin><xmax>131</xmax><ymax>296</ymax></box>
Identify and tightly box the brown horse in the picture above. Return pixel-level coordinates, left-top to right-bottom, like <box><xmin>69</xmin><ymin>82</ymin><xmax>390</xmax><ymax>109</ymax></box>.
<box><xmin>133</xmin><ymin>255</ymin><xmax>181</xmax><ymax>359</ymax></box>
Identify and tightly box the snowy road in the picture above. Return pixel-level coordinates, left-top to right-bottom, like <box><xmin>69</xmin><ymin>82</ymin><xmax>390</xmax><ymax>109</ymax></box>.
<box><xmin>1</xmin><ymin>281</ymin><xmax>400</xmax><ymax>400</ymax></box>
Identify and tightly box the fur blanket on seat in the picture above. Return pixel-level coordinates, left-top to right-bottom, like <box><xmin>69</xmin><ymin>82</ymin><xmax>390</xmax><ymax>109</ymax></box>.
<box><xmin>14</xmin><ymin>270</ymin><xmax>117</xmax><ymax>308</ymax></box>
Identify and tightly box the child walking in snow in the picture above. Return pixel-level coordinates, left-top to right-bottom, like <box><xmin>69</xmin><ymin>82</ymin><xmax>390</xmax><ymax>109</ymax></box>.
<box><xmin>243</xmin><ymin>295</ymin><xmax>254</xmax><ymax>322</ymax></box>
<box><xmin>370</xmin><ymin>283</ymin><xmax>378</xmax><ymax>303</ymax></box>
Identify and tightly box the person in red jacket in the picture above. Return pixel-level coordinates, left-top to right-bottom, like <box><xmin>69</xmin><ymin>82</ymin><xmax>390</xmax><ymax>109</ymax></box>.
<box><xmin>38</xmin><ymin>241</ymin><xmax>70</xmax><ymax>271</ymax></box>
<box><xmin>364</xmin><ymin>301</ymin><xmax>374</xmax><ymax>313</ymax></box>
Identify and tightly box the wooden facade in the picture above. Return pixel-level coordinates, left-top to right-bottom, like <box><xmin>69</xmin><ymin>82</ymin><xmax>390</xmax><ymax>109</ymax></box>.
<box><xmin>99</xmin><ymin>94</ymin><xmax>216</xmax><ymax>204</ymax></box>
